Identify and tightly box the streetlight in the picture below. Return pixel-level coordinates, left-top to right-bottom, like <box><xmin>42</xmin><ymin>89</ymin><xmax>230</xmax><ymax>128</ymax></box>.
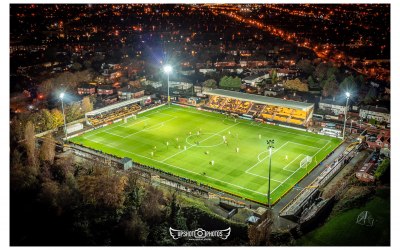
<box><xmin>59</xmin><ymin>92</ymin><xmax>68</xmax><ymax>140</ymax></box>
<box><xmin>342</xmin><ymin>92</ymin><xmax>350</xmax><ymax>139</ymax></box>
<box><xmin>349</xmin><ymin>119</ymin><xmax>354</xmax><ymax>135</ymax></box>
<box><xmin>266</xmin><ymin>139</ymin><xmax>275</xmax><ymax>208</ymax></box>
<box><xmin>163</xmin><ymin>65</ymin><xmax>172</xmax><ymax>105</ymax></box>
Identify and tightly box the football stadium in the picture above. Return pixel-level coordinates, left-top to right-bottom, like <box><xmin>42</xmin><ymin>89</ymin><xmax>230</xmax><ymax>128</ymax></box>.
<box><xmin>70</xmin><ymin>90</ymin><xmax>341</xmax><ymax>205</ymax></box>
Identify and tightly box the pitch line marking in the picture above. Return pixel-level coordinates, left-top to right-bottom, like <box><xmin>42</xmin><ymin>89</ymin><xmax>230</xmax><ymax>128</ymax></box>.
<box><xmin>120</xmin><ymin>117</ymin><xmax>151</xmax><ymax>128</ymax></box>
<box><xmin>122</xmin><ymin>117</ymin><xmax>177</xmax><ymax>139</ymax></box>
<box><xmin>282</xmin><ymin>154</ymin><xmax>304</xmax><ymax>172</ymax></box>
<box><xmin>83</xmin><ymin>137</ymin><xmax>266</xmax><ymax>196</ymax></box>
<box><xmin>175</xmin><ymin>106</ymin><xmax>331</xmax><ymax>143</ymax></box>
<box><xmin>245</xmin><ymin>172</ymin><xmax>284</xmax><ymax>183</ymax></box>
<box><xmin>84</xmin><ymin>111</ymin><xmax>168</xmax><ymax>138</ymax></box>
<box><xmin>286</xmin><ymin>141</ymin><xmax>320</xmax><ymax>149</ymax></box>
<box><xmin>246</xmin><ymin>141</ymin><xmax>290</xmax><ymax>173</ymax></box>
<box><xmin>185</xmin><ymin>133</ymin><xmax>225</xmax><ymax>148</ymax></box>
<box><xmin>161</xmin><ymin>122</ymin><xmax>240</xmax><ymax>163</ymax></box>
<box><xmin>268</xmin><ymin>140</ymin><xmax>330</xmax><ymax>196</ymax></box>
<box><xmin>97</xmin><ymin>117</ymin><xmax>175</xmax><ymax>139</ymax></box>
<box><xmin>103</xmin><ymin>131</ymin><xmax>125</xmax><ymax>138</ymax></box>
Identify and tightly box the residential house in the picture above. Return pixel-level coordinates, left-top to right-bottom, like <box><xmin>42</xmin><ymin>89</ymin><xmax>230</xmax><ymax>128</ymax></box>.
<box><xmin>366</xmin><ymin>129</ymin><xmax>390</xmax><ymax>149</ymax></box>
<box><xmin>243</xmin><ymin>72</ymin><xmax>270</xmax><ymax>87</ymax></box>
<box><xmin>355</xmin><ymin>163</ymin><xmax>377</xmax><ymax>183</ymax></box>
<box><xmin>359</xmin><ymin>105</ymin><xmax>390</xmax><ymax>123</ymax></box>
<box><xmin>97</xmin><ymin>85</ymin><xmax>114</xmax><ymax>96</ymax></box>
<box><xmin>318</xmin><ymin>98</ymin><xmax>349</xmax><ymax>115</ymax></box>
<box><xmin>169</xmin><ymin>80</ymin><xmax>193</xmax><ymax>90</ymax></box>
<box><xmin>199</xmin><ymin>68</ymin><xmax>217</xmax><ymax>75</ymax></box>
<box><xmin>77</xmin><ymin>83</ymin><xmax>96</xmax><ymax>95</ymax></box>
<box><xmin>118</xmin><ymin>85</ymin><xmax>145</xmax><ymax>100</ymax></box>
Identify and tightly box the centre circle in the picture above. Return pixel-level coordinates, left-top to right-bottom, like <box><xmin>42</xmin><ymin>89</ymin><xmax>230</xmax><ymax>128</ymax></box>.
<box><xmin>186</xmin><ymin>133</ymin><xmax>225</xmax><ymax>148</ymax></box>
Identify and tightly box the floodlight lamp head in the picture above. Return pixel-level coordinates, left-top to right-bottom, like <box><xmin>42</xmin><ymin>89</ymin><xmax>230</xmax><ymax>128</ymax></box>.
<box><xmin>59</xmin><ymin>92</ymin><xmax>65</xmax><ymax>99</ymax></box>
<box><xmin>345</xmin><ymin>92</ymin><xmax>350</xmax><ymax>98</ymax></box>
<box><xmin>163</xmin><ymin>65</ymin><xmax>172</xmax><ymax>73</ymax></box>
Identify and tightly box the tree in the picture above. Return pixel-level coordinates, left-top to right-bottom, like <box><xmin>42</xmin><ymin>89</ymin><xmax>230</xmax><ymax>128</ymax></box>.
<box><xmin>71</xmin><ymin>62</ymin><xmax>82</xmax><ymax>71</ymax></box>
<box><xmin>232</xmin><ymin>76</ymin><xmax>242</xmax><ymax>88</ymax></box>
<box><xmin>375</xmin><ymin>158</ymin><xmax>390</xmax><ymax>183</ymax></box>
<box><xmin>219</xmin><ymin>76</ymin><xmax>242</xmax><ymax>90</ymax></box>
<box><xmin>355</xmin><ymin>75</ymin><xmax>365</xmax><ymax>85</ymax></box>
<box><xmin>10</xmin><ymin>149</ymin><xmax>38</xmax><ymax>192</ymax></box>
<box><xmin>340</xmin><ymin>76</ymin><xmax>357</xmax><ymax>93</ymax></box>
<box><xmin>283</xmin><ymin>78</ymin><xmax>309</xmax><ymax>92</ymax></box>
<box><xmin>78</xmin><ymin>165</ymin><xmax>128</xmax><ymax>209</ymax></box>
<box><xmin>81</xmin><ymin>96</ymin><xmax>93</xmax><ymax>113</ymax></box>
<box><xmin>24</xmin><ymin>121</ymin><xmax>36</xmax><ymax>165</ymax></box>
<box><xmin>364</xmin><ymin>87</ymin><xmax>377</xmax><ymax>104</ymax></box>
<box><xmin>40</xmin><ymin>133</ymin><xmax>56</xmax><ymax>164</ymax></box>
<box><xmin>322</xmin><ymin>75</ymin><xmax>339</xmax><ymax>97</ymax></box>
<box><xmin>314</xmin><ymin>62</ymin><xmax>330</xmax><ymax>82</ymax></box>
<box><xmin>66</xmin><ymin>102</ymin><xmax>83</xmax><ymax>122</ymax></box>
<box><xmin>51</xmin><ymin>109</ymin><xmax>64</xmax><ymax>128</ymax></box>
<box><xmin>38</xmin><ymin>179</ymin><xmax>61</xmax><ymax>209</ymax></box>
<box><xmin>122</xmin><ymin>213</ymin><xmax>150</xmax><ymax>245</ymax></box>
<box><xmin>270</xmin><ymin>69</ymin><xmax>278</xmax><ymax>85</ymax></box>
<box><xmin>326</xmin><ymin>66</ymin><xmax>339</xmax><ymax>79</ymax></box>
<box><xmin>307</xmin><ymin>75</ymin><xmax>318</xmax><ymax>89</ymax></box>
<box><xmin>296</xmin><ymin>59</ymin><xmax>314</xmax><ymax>75</ymax></box>
<box><xmin>313</xmin><ymin>62</ymin><xmax>338</xmax><ymax>85</ymax></box>
<box><xmin>140</xmin><ymin>186</ymin><xmax>165</xmax><ymax>224</ymax></box>
<box><xmin>40</xmin><ymin>109</ymin><xmax>55</xmax><ymax>131</ymax></box>
<box><xmin>203</xmin><ymin>79</ymin><xmax>217</xmax><ymax>89</ymax></box>
<box><xmin>39</xmin><ymin>70</ymin><xmax>93</xmax><ymax>97</ymax></box>
<box><xmin>10</xmin><ymin>116</ymin><xmax>26</xmax><ymax>143</ymax></box>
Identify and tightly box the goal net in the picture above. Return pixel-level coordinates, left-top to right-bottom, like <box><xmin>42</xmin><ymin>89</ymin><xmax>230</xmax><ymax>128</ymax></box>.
<box><xmin>300</xmin><ymin>155</ymin><xmax>312</xmax><ymax>168</ymax></box>
<box><xmin>124</xmin><ymin>115</ymin><xmax>136</xmax><ymax>123</ymax></box>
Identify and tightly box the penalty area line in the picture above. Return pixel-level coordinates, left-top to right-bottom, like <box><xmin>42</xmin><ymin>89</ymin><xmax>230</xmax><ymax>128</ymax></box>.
<box><xmin>84</xmin><ymin>137</ymin><xmax>266</xmax><ymax>196</ymax></box>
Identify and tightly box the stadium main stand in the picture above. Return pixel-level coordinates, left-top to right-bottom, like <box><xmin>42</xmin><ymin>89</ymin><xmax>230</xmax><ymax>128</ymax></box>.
<box><xmin>203</xmin><ymin>89</ymin><xmax>314</xmax><ymax>127</ymax></box>
<box><xmin>85</xmin><ymin>96</ymin><xmax>149</xmax><ymax>126</ymax></box>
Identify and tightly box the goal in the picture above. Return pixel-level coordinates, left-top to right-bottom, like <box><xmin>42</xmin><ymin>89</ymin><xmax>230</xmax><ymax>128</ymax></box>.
<box><xmin>300</xmin><ymin>155</ymin><xmax>312</xmax><ymax>168</ymax></box>
<box><xmin>124</xmin><ymin>115</ymin><xmax>136</xmax><ymax>123</ymax></box>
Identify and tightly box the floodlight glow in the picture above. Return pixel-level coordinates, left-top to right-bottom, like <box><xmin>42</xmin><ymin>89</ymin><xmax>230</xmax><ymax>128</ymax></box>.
<box><xmin>345</xmin><ymin>92</ymin><xmax>350</xmax><ymax>98</ymax></box>
<box><xmin>163</xmin><ymin>65</ymin><xmax>172</xmax><ymax>73</ymax></box>
<box><xmin>59</xmin><ymin>92</ymin><xmax>65</xmax><ymax>99</ymax></box>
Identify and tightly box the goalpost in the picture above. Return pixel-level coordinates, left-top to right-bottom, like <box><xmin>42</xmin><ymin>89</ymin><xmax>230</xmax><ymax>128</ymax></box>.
<box><xmin>300</xmin><ymin>155</ymin><xmax>312</xmax><ymax>169</ymax></box>
<box><xmin>124</xmin><ymin>115</ymin><xmax>136</xmax><ymax>123</ymax></box>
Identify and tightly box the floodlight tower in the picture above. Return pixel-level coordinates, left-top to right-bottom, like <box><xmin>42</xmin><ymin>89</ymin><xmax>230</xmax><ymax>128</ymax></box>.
<box><xmin>163</xmin><ymin>65</ymin><xmax>172</xmax><ymax>105</ymax></box>
<box><xmin>343</xmin><ymin>92</ymin><xmax>351</xmax><ymax>139</ymax></box>
<box><xmin>266</xmin><ymin>139</ymin><xmax>275</xmax><ymax>208</ymax></box>
<box><xmin>59</xmin><ymin>92</ymin><xmax>68</xmax><ymax>139</ymax></box>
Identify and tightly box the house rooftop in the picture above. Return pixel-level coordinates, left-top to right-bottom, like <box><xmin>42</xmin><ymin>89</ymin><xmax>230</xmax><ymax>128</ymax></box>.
<box><xmin>320</xmin><ymin>98</ymin><xmax>348</xmax><ymax>106</ymax></box>
<box><xmin>97</xmin><ymin>84</ymin><xmax>114</xmax><ymax>90</ymax></box>
<box><xmin>361</xmin><ymin>105</ymin><xmax>390</xmax><ymax>114</ymax></box>
<box><xmin>243</xmin><ymin>72</ymin><xmax>269</xmax><ymax>81</ymax></box>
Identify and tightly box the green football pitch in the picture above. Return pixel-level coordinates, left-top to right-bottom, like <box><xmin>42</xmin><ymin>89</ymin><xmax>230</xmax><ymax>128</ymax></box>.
<box><xmin>70</xmin><ymin>105</ymin><xmax>341</xmax><ymax>204</ymax></box>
